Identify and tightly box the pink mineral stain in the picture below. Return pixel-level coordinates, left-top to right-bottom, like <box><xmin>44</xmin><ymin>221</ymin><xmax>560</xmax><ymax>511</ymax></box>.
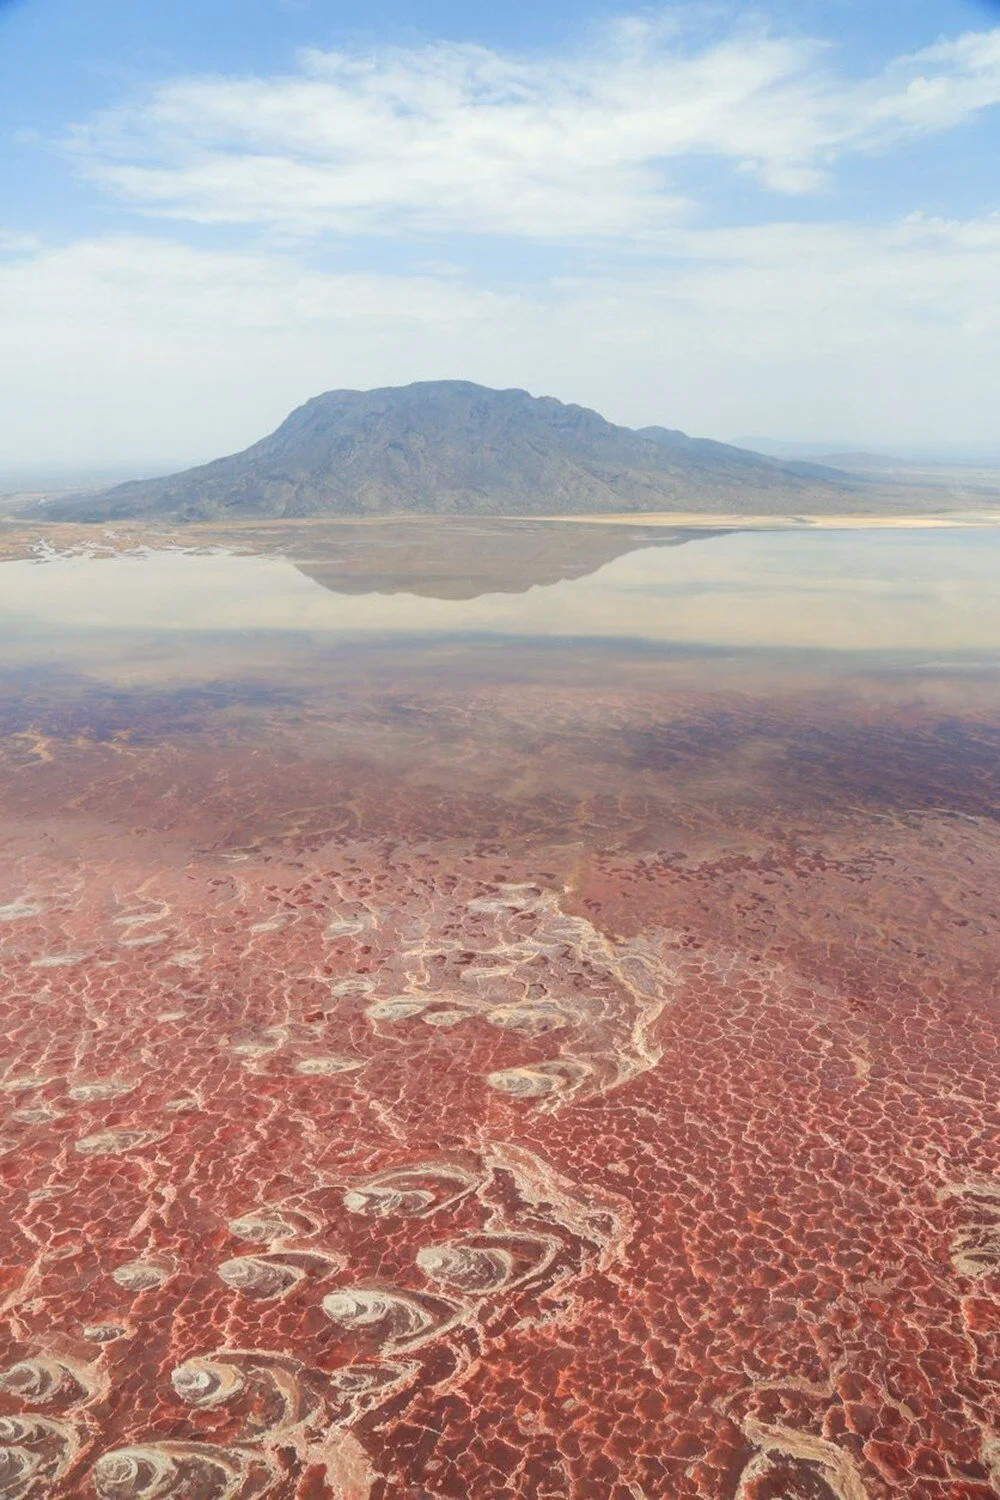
<box><xmin>0</xmin><ymin>531</ymin><xmax>997</xmax><ymax>1498</ymax></box>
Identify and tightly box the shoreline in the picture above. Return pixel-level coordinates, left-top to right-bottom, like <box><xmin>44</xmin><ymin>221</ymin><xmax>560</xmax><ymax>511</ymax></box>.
<box><xmin>528</xmin><ymin>510</ymin><xmax>1000</xmax><ymax>529</ymax></box>
<box><xmin>2</xmin><ymin>510</ymin><xmax>1000</xmax><ymax>555</ymax></box>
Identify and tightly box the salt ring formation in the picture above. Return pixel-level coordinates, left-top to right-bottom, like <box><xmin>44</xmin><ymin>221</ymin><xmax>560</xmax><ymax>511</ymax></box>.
<box><xmin>0</xmin><ymin>520</ymin><xmax>998</xmax><ymax>1497</ymax></box>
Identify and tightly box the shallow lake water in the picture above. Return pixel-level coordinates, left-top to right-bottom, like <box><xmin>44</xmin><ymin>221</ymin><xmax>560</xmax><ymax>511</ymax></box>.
<box><xmin>2</xmin><ymin>526</ymin><xmax>999</xmax><ymax>655</ymax></box>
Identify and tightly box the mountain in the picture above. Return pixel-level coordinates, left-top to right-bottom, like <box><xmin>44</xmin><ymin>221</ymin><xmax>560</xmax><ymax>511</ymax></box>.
<box><xmin>734</xmin><ymin>436</ymin><xmax>906</xmax><ymax>469</ymax></box>
<box><xmin>48</xmin><ymin>381</ymin><xmax>858</xmax><ymax>522</ymax></box>
<box><xmin>804</xmin><ymin>452</ymin><xmax>907</xmax><ymax>472</ymax></box>
<box><xmin>637</xmin><ymin>426</ymin><xmax>847</xmax><ymax>481</ymax></box>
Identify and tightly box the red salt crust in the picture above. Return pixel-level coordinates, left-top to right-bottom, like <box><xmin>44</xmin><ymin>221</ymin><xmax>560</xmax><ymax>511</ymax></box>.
<box><xmin>0</xmin><ymin>675</ymin><xmax>997</xmax><ymax>1499</ymax></box>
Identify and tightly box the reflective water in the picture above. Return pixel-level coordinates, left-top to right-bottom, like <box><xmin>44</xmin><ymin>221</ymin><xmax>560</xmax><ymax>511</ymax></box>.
<box><xmin>2</xmin><ymin>525</ymin><xmax>998</xmax><ymax>656</ymax></box>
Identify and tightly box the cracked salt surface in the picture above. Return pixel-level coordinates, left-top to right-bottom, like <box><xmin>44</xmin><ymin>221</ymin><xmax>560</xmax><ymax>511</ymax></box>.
<box><xmin>0</xmin><ymin>526</ymin><xmax>997</xmax><ymax>1496</ymax></box>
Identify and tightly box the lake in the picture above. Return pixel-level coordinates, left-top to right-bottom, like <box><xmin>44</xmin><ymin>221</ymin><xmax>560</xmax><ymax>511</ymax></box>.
<box><xmin>0</xmin><ymin>518</ymin><xmax>997</xmax><ymax>1499</ymax></box>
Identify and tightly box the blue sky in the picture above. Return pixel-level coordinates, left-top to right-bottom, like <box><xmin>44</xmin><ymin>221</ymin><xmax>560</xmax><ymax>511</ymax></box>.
<box><xmin>2</xmin><ymin>0</ymin><xmax>1000</xmax><ymax>471</ymax></box>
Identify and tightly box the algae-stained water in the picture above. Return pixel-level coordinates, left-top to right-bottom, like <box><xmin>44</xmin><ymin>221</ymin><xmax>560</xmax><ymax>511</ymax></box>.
<box><xmin>0</xmin><ymin>520</ymin><xmax>997</xmax><ymax>1499</ymax></box>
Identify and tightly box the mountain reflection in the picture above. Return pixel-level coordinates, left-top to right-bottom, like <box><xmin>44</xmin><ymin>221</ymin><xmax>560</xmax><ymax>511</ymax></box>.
<box><xmin>250</xmin><ymin>517</ymin><xmax>722</xmax><ymax>600</ymax></box>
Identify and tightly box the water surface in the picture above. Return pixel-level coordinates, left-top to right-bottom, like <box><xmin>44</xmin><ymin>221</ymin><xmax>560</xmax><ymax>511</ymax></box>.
<box><xmin>2</xmin><ymin>526</ymin><xmax>999</xmax><ymax>655</ymax></box>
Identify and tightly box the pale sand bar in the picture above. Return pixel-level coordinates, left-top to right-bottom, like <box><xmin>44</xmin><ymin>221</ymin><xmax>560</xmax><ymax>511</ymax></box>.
<box><xmin>532</xmin><ymin>510</ymin><xmax>1000</xmax><ymax>529</ymax></box>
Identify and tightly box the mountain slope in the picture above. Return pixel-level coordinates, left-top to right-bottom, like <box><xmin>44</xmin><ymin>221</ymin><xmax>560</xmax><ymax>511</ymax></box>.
<box><xmin>49</xmin><ymin>381</ymin><xmax>857</xmax><ymax>521</ymax></box>
<box><xmin>637</xmin><ymin>426</ymin><xmax>848</xmax><ymax>481</ymax></box>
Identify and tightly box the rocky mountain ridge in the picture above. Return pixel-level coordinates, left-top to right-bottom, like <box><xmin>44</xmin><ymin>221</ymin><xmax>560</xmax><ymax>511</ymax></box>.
<box><xmin>49</xmin><ymin>380</ymin><xmax>859</xmax><ymax>521</ymax></box>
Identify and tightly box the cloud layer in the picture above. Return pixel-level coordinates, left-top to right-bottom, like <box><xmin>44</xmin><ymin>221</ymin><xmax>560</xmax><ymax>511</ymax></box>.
<box><xmin>3</xmin><ymin>211</ymin><xmax>999</xmax><ymax>467</ymax></box>
<box><xmin>3</xmin><ymin>10</ymin><xmax>999</xmax><ymax>469</ymax></box>
<box><xmin>69</xmin><ymin>22</ymin><xmax>1000</xmax><ymax>237</ymax></box>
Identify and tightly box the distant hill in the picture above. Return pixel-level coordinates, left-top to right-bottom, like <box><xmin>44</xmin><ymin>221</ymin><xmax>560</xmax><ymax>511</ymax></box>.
<box><xmin>48</xmin><ymin>381</ymin><xmax>859</xmax><ymax>522</ymax></box>
<box><xmin>735</xmin><ymin>436</ymin><xmax>904</xmax><ymax>469</ymax></box>
<box><xmin>806</xmin><ymin>452</ymin><xmax>907</xmax><ymax>472</ymax></box>
<box><xmin>637</xmin><ymin>426</ymin><xmax>847</xmax><ymax>481</ymax></box>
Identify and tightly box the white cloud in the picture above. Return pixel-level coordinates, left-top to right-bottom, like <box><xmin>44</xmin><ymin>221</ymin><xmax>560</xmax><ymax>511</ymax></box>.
<box><xmin>870</xmin><ymin>28</ymin><xmax>1000</xmax><ymax>134</ymax></box>
<box><xmin>0</xmin><ymin>230</ymin><xmax>42</xmax><ymax>255</ymax></box>
<box><xmin>66</xmin><ymin>20</ymin><xmax>1000</xmax><ymax>239</ymax></box>
<box><xmin>2</xmin><ymin>217</ymin><xmax>998</xmax><ymax>469</ymax></box>
<box><xmin>0</xmin><ymin>236</ymin><xmax>522</xmax><ymax>467</ymax></box>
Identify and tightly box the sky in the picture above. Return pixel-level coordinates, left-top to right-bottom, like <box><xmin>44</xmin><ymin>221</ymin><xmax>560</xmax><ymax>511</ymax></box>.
<box><xmin>2</xmin><ymin>0</ymin><xmax>1000</xmax><ymax>474</ymax></box>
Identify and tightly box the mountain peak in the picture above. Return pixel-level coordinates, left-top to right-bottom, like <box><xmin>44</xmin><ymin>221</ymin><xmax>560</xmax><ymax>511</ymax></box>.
<box><xmin>48</xmin><ymin>381</ymin><xmax>854</xmax><ymax>522</ymax></box>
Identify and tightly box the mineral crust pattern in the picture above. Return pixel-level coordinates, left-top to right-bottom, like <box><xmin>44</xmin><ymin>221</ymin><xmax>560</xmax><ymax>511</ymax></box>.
<box><xmin>0</xmin><ymin>647</ymin><xmax>997</xmax><ymax>1498</ymax></box>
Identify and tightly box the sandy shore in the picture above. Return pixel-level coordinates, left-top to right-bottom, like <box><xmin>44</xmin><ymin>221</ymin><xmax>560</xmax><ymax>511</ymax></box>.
<box><xmin>530</xmin><ymin>510</ymin><xmax>1000</xmax><ymax>529</ymax></box>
